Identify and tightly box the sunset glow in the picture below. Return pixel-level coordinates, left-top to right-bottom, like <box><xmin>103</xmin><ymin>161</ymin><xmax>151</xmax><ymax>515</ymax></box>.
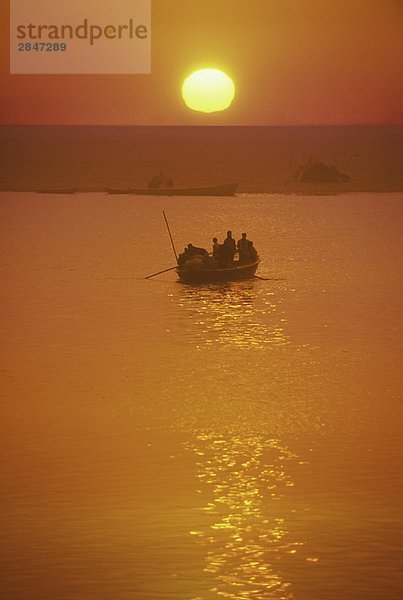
<box><xmin>1</xmin><ymin>0</ymin><xmax>402</xmax><ymax>125</ymax></box>
<box><xmin>181</xmin><ymin>69</ymin><xmax>235</xmax><ymax>114</ymax></box>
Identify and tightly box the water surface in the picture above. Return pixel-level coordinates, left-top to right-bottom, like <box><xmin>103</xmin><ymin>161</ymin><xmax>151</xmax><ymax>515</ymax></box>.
<box><xmin>1</xmin><ymin>192</ymin><xmax>402</xmax><ymax>599</ymax></box>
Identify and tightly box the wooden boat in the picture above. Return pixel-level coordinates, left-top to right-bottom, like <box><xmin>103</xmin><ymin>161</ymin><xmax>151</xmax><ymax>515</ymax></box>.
<box><xmin>106</xmin><ymin>182</ymin><xmax>238</xmax><ymax>196</ymax></box>
<box><xmin>177</xmin><ymin>258</ymin><xmax>260</xmax><ymax>284</ymax></box>
<box><xmin>36</xmin><ymin>188</ymin><xmax>77</xmax><ymax>194</ymax></box>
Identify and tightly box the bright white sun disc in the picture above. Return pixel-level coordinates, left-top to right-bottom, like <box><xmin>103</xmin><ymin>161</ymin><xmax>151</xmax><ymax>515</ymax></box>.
<box><xmin>182</xmin><ymin>68</ymin><xmax>235</xmax><ymax>113</ymax></box>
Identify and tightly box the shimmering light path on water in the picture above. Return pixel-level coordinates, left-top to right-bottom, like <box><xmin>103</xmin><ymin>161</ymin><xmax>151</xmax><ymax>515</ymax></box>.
<box><xmin>187</xmin><ymin>434</ymin><xmax>299</xmax><ymax>599</ymax></box>
<box><xmin>0</xmin><ymin>192</ymin><xmax>402</xmax><ymax>599</ymax></box>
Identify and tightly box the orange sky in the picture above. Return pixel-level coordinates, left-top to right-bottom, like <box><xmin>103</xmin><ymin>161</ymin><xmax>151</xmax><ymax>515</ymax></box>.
<box><xmin>1</xmin><ymin>0</ymin><xmax>402</xmax><ymax>125</ymax></box>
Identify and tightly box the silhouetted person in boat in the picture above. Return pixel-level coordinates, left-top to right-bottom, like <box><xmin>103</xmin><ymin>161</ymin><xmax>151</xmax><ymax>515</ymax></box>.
<box><xmin>148</xmin><ymin>174</ymin><xmax>161</xmax><ymax>189</ymax></box>
<box><xmin>237</xmin><ymin>232</ymin><xmax>250</xmax><ymax>264</ymax></box>
<box><xmin>178</xmin><ymin>247</ymin><xmax>191</xmax><ymax>266</ymax></box>
<box><xmin>187</xmin><ymin>243</ymin><xmax>208</xmax><ymax>257</ymax></box>
<box><xmin>221</xmin><ymin>231</ymin><xmax>236</xmax><ymax>265</ymax></box>
<box><xmin>149</xmin><ymin>172</ymin><xmax>166</xmax><ymax>188</ymax></box>
<box><xmin>212</xmin><ymin>237</ymin><xmax>221</xmax><ymax>259</ymax></box>
<box><xmin>166</xmin><ymin>177</ymin><xmax>174</xmax><ymax>188</ymax></box>
<box><xmin>247</xmin><ymin>240</ymin><xmax>258</xmax><ymax>263</ymax></box>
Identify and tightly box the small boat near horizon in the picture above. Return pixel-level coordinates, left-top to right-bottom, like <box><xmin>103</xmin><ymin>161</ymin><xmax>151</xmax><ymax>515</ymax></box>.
<box><xmin>293</xmin><ymin>158</ymin><xmax>350</xmax><ymax>183</ymax></box>
<box><xmin>106</xmin><ymin>182</ymin><xmax>239</xmax><ymax>196</ymax></box>
<box><xmin>177</xmin><ymin>258</ymin><xmax>260</xmax><ymax>284</ymax></box>
<box><xmin>36</xmin><ymin>188</ymin><xmax>77</xmax><ymax>194</ymax></box>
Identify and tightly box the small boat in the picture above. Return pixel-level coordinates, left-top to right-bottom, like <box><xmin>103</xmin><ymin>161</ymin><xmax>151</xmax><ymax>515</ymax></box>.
<box><xmin>294</xmin><ymin>159</ymin><xmax>350</xmax><ymax>183</ymax></box>
<box><xmin>144</xmin><ymin>210</ymin><xmax>259</xmax><ymax>284</ymax></box>
<box><xmin>36</xmin><ymin>188</ymin><xmax>77</xmax><ymax>194</ymax></box>
<box><xmin>106</xmin><ymin>182</ymin><xmax>239</xmax><ymax>196</ymax></box>
<box><xmin>177</xmin><ymin>259</ymin><xmax>260</xmax><ymax>284</ymax></box>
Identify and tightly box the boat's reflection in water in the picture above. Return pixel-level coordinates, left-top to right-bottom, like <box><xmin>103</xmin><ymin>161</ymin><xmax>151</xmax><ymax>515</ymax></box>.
<box><xmin>175</xmin><ymin>280</ymin><xmax>289</xmax><ymax>350</ymax></box>
<box><xmin>187</xmin><ymin>433</ymin><xmax>299</xmax><ymax>599</ymax></box>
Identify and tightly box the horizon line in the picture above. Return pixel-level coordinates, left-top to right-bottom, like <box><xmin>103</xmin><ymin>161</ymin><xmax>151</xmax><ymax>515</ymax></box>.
<box><xmin>1</xmin><ymin>122</ymin><xmax>402</xmax><ymax>128</ymax></box>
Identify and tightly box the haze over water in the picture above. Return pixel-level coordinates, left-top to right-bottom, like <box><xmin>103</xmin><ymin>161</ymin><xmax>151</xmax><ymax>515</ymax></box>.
<box><xmin>1</xmin><ymin>192</ymin><xmax>402</xmax><ymax>599</ymax></box>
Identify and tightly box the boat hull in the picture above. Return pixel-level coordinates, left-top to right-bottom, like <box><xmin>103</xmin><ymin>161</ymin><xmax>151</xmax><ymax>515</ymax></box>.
<box><xmin>36</xmin><ymin>188</ymin><xmax>77</xmax><ymax>194</ymax></box>
<box><xmin>177</xmin><ymin>260</ymin><xmax>260</xmax><ymax>284</ymax></box>
<box><xmin>106</xmin><ymin>183</ymin><xmax>238</xmax><ymax>196</ymax></box>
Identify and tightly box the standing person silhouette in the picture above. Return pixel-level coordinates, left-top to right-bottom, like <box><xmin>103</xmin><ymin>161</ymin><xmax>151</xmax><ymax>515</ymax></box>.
<box><xmin>212</xmin><ymin>237</ymin><xmax>221</xmax><ymax>259</ymax></box>
<box><xmin>237</xmin><ymin>232</ymin><xmax>250</xmax><ymax>264</ymax></box>
<box><xmin>222</xmin><ymin>231</ymin><xmax>236</xmax><ymax>265</ymax></box>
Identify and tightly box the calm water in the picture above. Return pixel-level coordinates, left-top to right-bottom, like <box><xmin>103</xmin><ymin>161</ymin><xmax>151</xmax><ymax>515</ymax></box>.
<box><xmin>1</xmin><ymin>192</ymin><xmax>402</xmax><ymax>599</ymax></box>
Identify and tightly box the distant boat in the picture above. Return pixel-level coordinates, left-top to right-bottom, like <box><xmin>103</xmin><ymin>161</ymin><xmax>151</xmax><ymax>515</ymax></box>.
<box><xmin>294</xmin><ymin>159</ymin><xmax>350</xmax><ymax>183</ymax></box>
<box><xmin>36</xmin><ymin>188</ymin><xmax>77</xmax><ymax>194</ymax></box>
<box><xmin>105</xmin><ymin>182</ymin><xmax>239</xmax><ymax>196</ymax></box>
<box><xmin>177</xmin><ymin>258</ymin><xmax>260</xmax><ymax>284</ymax></box>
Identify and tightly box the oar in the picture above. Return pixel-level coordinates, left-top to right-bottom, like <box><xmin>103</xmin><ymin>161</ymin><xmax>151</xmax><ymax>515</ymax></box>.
<box><xmin>254</xmin><ymin>275</ymin><xmax>285</xmax><ymax>281</ymax></box>
<box><xmin>145</xmin><ymin>265</ymin><xmax>177</xmax><ymax>280</ymax></box>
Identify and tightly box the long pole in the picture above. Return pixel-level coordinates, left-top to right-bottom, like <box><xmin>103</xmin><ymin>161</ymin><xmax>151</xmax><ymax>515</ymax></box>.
<box><xmin>162</xmin><ymin>210</ymin><xmax>178</xmax><ymax>262</ymax></box>
<box><xmin>145</xmin><ymin>265</ymin><xmax>177</xmax><ymax>280</ymax></box>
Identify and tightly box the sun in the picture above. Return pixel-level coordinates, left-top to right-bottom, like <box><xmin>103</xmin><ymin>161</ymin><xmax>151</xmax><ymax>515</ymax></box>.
<box><xmin>182</xmin><ymin>68</ymin><xmax>235</xmax><ymax>114</ymax></box>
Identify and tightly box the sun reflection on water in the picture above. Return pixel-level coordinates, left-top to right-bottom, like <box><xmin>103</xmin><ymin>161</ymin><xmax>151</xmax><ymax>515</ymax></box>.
<box><xmin>187</xmin><ymin>433</ymin><xmax>301</xmax><ymax>599</ymax></box>
<box><xmin>175</xmin><ymin>281</ymin><xmax>289</xmax><ymax>349</ymax></box>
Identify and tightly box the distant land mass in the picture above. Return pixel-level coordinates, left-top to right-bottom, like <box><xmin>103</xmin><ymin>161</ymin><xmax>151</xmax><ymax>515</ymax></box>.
<box><xmin>0</xmin><ymin>125</ymin><xmax>402</xmax><ymax>193</ymax></box>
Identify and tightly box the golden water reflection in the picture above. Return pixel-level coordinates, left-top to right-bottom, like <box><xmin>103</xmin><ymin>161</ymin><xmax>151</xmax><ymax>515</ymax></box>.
<box><xmin>187</xmin><ymin>434</ymin><xmax>301</xmax><ymax>599</ymax></box>
<box><xmin>175</xmin><ymin>282</ymin><xmax>289</xmax><ymax>349</ymax></box>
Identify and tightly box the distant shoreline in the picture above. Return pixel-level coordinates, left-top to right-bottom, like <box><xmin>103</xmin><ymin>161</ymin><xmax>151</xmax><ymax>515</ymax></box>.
<box><xmin>1</xmin><ymin>125</ymin><xmax>402</xmax><ymax>193</ymax></box>
<box><xmin>1</xmin><ymin>186</ymin><xmax>402</xmax><ymax>194</ymax></box>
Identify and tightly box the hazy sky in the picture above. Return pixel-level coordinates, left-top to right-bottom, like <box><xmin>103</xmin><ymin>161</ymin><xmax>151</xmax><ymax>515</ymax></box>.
<box><xmin>1</xmin><ymin>0</ymin><xmax>402</xmax><ymax>125</ymax></box>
